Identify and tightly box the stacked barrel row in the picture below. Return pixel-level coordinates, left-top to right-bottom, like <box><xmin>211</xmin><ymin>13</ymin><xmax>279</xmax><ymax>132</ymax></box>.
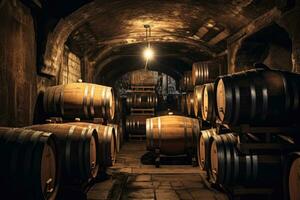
<box><xmin>196</xmin><ymin>68</ymin><xmax>300</xmax><ymax>200</ymax></box>
<box><xmin>125</xmin><ymin>70</ymin><xmax>158</xmax><ymax>139</ymax></box>
<box><xmin>0</xmin><ymin>82</ymin><xmax>122</xmax><ymax>200</ymax></box>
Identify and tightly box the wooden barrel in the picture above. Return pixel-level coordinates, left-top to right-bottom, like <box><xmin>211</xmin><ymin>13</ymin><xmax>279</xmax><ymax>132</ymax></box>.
<box><xmin>43</xmin><ymin>83</ymin><xmax>115</xmax><ymax>120</ymax></box>
<box><xmin>126</xmin><ymin>115</ymin><xmax>150</xmax><ymax>136</ymax></box>
<box><xmin>186</xmin><ymin>93</ymin><xmax>195</xmax><ymax>117</ymax></box>
<box><xmin>28</xmin><ymin>124</ymin><xmax>99</xmax><ymax>182</ymax></box>
<box><xmin>193</xmin><ymin>85</ymin><xmax>205</xmax><ymax>117</ymax></box>
<box><xmin>108</xmin><ymin>123</ymin><xmax>122</xmax><ymax>153</ymax></box>
<box><xmin>126</xmin><ymin>92</ymin><xmax>157</xmax><ymax>109</ymax></box>
<box><xmin>192</xmin><ymin>60</ymin><xmax>223</xmax><ymax>86</ymax></box>
<box><xmin>283</xmin><ymin>152</ymin><xmax>300</xmax><ymax>200</ymax></box>
<box><xmin>215</xmin><ymin>69</ymin><xmax>300</xmax><ymax>126</ymax></box>
<box><xmin>180</xmin><ymin>71</ymin><xmax>193</xmax><ymax>91</ymax></box>
<box><xmin>180</xmin><ymin>93</ymin><xmax>188</xmax><ymax>114</ymax></box>
<box><xmin>197</xmin><ymin>129</ymin><xmax>216</xmax><ymax>170</ymax></box>
<box><xmin>201</xmin><ymin>83</ymin><xmax>216</xmax><ymax>123</ymax></box>
<box><xmin>66</xmin><ymin>122</ymin><xmax>117</xmax><ymax>167</ymax></box>
<box><xmin>146</xmin><ymin>115</ymin><xmax>200</xmax><ymax>155</ymax></box>
<box><xmin>0</xmin><ymin>127</ymin><xmax>59</xmax><ymax>200</ymax></box>
<box><xmin>210</xmin><ymin>133</ymin><xmax>282</xmax><ymax>186</ymax></box>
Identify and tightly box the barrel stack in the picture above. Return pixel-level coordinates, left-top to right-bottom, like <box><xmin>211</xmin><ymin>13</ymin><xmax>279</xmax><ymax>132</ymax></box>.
<box><xmin>179</xmin><ymin>71</ymin><xmax>195</xmax><ymax>117</ymax></box>
<box><xmin>125</xmin><ymin>70</ymin><xmax>158</xmax><ymax>139</ymax></box>
<box><xmin>196</xmin><ymin>67</ymin><xmax>300</xmax><ymax>200</ymax></box>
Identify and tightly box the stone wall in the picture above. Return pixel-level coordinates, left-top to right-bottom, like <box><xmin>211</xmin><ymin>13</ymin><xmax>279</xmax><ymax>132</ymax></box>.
<box><xmin>0</xmin><ymin>1</ymin><xmax>38</xmax><ymax>127</ymax></box>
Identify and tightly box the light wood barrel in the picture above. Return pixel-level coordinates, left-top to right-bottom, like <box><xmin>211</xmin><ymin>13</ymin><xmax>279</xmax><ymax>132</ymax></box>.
<box><xmin>146</xmin><ymin>115</ymin><xmax>200</xmax><ymax>155</ymax></box>
<box><xmin>126</xmin><ymin>92</ymin><xmax>157</xmax><ymax>109</ymax></box>
<box><xmin>215</xmin><ymin>69</ymin><xmax>300</xmax><ymax>126</ymax></box>
<box><xmin>186</xmin><ymin>93</ymin><xmax>195</xmax><ymax>117</ymax></box>
<box><xmin>192</xmin><ymin>60</ymin><xmax>224</xmax><ymax>86</ymax></box>
<box><xmin>180</xmin><ymin>71</ymin><xmax>193</xmax><ymax>91</ymax></box>
<box><xmin>0</xmin><ymin>128</ymin><xmax>59</xmax><ymax>200</ymax></box>
<box><xmin>66</xmin><ymin>122</ymin><xmax>117</xmax><ymax>167</ymax></box>
<box><xmin>210</xmin><ymin>133</ymin><xmax>282</xmax><ymax>186</ymax></box>
<box><xmin>43</xmin><ymin>83</ymin><xmax>115</xmax><ymax>120</ymax></box>
<box><xmin>201</xmin><ymin>83</ymin><xmax>216</xmax><ymax>123</ymax></box>
<box><xmin>28</xmin><ymin>124</ymin><xmax>99</xmax><ymax>182</ymax></box>
<box><xmin>126</xmin><ymin>115</ymin><xmax>150</xmax><ymax>136</ymax></box>
<box><xmin>283</xmin><ymin>152</ymin><xmax>300</xmax><ymax>200</ymax></box>
<box><xmin>130</xmin><ymin>70</ymin><xmax>158</xmax><ymax>86</ymax></box>
<box><xmin>193</xmin><ymin>85</ymin><xmax>205</xmax><ymax>117</ymax></box>
<box><xmin>197</xmin><ymin>129</ymin><xmax>216</xmax><ymax>170</ymax></box>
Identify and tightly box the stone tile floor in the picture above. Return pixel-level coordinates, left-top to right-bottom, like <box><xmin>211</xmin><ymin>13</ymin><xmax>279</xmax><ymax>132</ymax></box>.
<box><xmin>87</xmin><ymin>141</ymin><xmax>228</xmax><ymax>200</ymax></box>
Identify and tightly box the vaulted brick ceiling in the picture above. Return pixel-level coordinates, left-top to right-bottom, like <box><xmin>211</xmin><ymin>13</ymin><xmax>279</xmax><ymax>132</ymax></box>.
<box><xmin>61</xmin><ymin>0</ymin><xmax>277</xmax><ymax>83</ymax></box>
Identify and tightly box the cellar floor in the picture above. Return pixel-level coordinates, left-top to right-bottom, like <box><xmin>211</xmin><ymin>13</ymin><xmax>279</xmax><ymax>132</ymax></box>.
<box><xmin>87</xmin><ymin>141</ymin><xmax>228</xmax><ymax>200</ymax></box>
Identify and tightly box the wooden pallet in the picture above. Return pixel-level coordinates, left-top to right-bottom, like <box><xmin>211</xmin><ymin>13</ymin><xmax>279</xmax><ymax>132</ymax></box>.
<box><xmin>129</xmin><ymin>85</ymin><xmax>156</xmax><ymax>92</ymax></box>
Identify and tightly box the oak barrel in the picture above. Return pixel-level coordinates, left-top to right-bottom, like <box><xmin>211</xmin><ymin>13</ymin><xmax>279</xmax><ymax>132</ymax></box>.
<box><xmin>146</xmin><ymin>115</ymin><xmax>200</xmax><ymax>155</ymax></box>
<box><xmin>126</xmin><ymin>92</ymin><xmax>157</xmax><ymax>109</ymax></box>
<box><xmin>180</xmin><ymin>93</ymin><xmax>188</xmax><ymax>114</ymax></box>
<box><xmin>186</xmin><ymin>93</ymin><xmax>195</xmax><ymax>117</ymax></box>
<box><xmin>201</xmin><ymin>83</ymin><xmax>216</xmax><ymax>123</ymax></box>
<box><xmin>0</xmin><ymin>128</ymin><xmax>59</xmax><ymax>200</ymax></box>
<box><xmin>126</xmin><ymin>115</ymin><xmax>150</xmax><ymax>136</ymax></box>
<box><xmin>108</xmin><ymin>123</ymin><xmax>122</xmax><ymax>152</ymax></box>
<box><xmin>210</xmin><ymin>133</ymin><xmax>282</xmax><ymax>186</ymax></box>
<box><xmin>43</xmin><ymin>83</ymin><xmax>115</xmax><ymax>120</ymax></box>
<box><xmin>193</xmin><ymin>85</ymin><xmax>205</xmax><ymax>117</ymax></box>
<box><xmin>192</xmin><ymin>60</ymin><xmax>223</xmax><ymax>86</ymax></box>
<box><xmin>66</xmin><ymin>122</ymin><xmax>117</xmax><ymax>167</ymax></box>
<box><xmin>215</xmin><ymin>69</ymin><xmax>300</xmax><ymax>126</ymax></box>
<box><xmin>180</xmin><ymin>71</ymin><xmax>193</xmax><ymax>91</ymax></box>
<box><xmin>197</xmin><ymin>129</ymin><xmax>216</xmax><ymax>170</ymax></box>
<box><xmin>283</xmin><ymin>152</ymin><xmax>300</xmax><ymax>200</ymax></box>
<box><xmin>28</xmin><ymin>123</ymin><xmax>99</xmax><ymax>182</ymax></box>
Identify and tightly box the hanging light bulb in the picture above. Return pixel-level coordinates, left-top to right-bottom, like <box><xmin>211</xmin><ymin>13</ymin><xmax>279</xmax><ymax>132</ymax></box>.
<box><xmin>143</xmin><ymin>47</ymin><xmax>154</xmax><ymax>60</ymax></box>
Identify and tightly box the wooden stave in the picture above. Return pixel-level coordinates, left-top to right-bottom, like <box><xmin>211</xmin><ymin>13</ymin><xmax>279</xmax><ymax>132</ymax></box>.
<box><xmin>43</xmin><ymin>83</ymin><xmax>115</xmax><ymax>120</ymax></box>
<box><xmin>126</xmin><ymin>92</ymin><xmax>158</xmax><ymax>109</ymax></box>
<box><xmin>0</xmin><ymin>128</ymin><xmax>60</xmax><ymax>200</ymax></box>
<box><xmin>215</xmin><ymin>69</ymin><xmax>300</xmax><ymax>126</ymax></box>
<box><xmin>28</xmin><ymin>124</ymin><xmax>99</xmax><ymax>182</ymax></box>
<box><xmin>193</xmin><ymin>85</ymin><xmax>205</xmax><ymax>117</ymax></box>
<box><xmin>146</xmin><ymin>115</ymin><xmax>200</xmax><ymax>156</ymax></box>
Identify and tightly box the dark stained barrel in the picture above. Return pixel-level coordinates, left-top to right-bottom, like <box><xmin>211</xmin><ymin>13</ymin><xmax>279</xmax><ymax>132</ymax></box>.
<box><xmin>197</xmin><ymin>129</ymin><xmax>216</xmax><ymax>170</ymax></box>
<box><xmin>180</xmin><ymin>93</ymin><xmax>188</xmax><ymax>114</ymax></box>
<box><xmin>210</xmin><ymin>133</ymin><xmax>282</xmax><ymax>186</ymax></box>
<box><xmin>0</xmin><ymin>127</ymin><xmax>59</xmax><ymax>200</ymax></box>
<box><xmin>192</xmin><ymin>60</ymin><xmax>224</xmax><ymax>86</ymax></box>
<box><xmin>193</xmin><ymin>85</ymin><xmax>205</xmax><ymax>117</ymax></box>
<box><xmin>43</xmin><ymin>83</ymin><xmax>115</xmax><ymax>120</ymax></box>
<box><xmin>66</xmin><ymin>122</ymin><xmax>117</xmax><ymax>167</ymax></box>
<box><xmin>126</xmin><ymin>115</ymin><xmax>150</xmax><ymax>136</ymax></box>
<box><xmin>215</xmin><ymin>69</ymin><xmax>300</xmax><ymax>126</ymax></box>
<box><xmin>283</xmin><ymin>152</ymin><xmax>300</xmax><ymax>200</ymax></box>
<box><xmin>180</xmin><ymin>71</ymin><xmax>193</xmax><ymax>91</ymax></box>
<box><xmin>201</xmin><ymin>83</ymin><xmax>216</xmax><ymax>123</ymax></box>
<box><xmin>29</xmin><ymin>124</ymin><xmax>99</xmax><ymax>182</ymax></box>
<box><xmin>126</xmin><ymin>92</ymin><xmax>157</xmax><ymax>109</ymax></box>
<box><xmin>146</xmin><ymin>115</ymin><xmax>200</xmax><ymax>155</ymax></box>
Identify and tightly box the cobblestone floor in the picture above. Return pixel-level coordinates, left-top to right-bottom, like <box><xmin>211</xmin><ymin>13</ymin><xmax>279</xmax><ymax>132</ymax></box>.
<box><xmin>87</xmin><ymin>141</ymin><xmax>228</xmax><ymax>200</ymax></box>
